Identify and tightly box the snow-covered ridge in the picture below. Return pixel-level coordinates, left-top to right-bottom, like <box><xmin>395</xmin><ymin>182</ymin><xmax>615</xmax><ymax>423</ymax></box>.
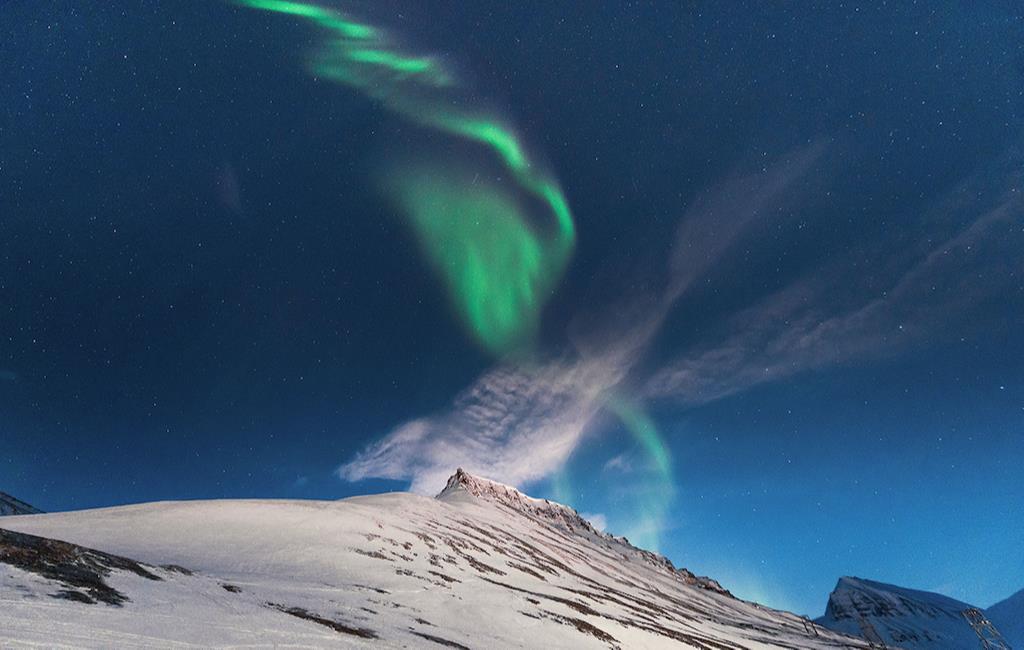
<box><xmin>824</xmin><ymin>576</ymin><xmax>973</xmax><ymax>621</ymax></box>
<box><xmin>815</xmin><ymin>576</ymin><xmax>1015</xmax><ymax>649</ymax></box>
<box><xmin>438</xmin><ymin>467</ymin><xmax>730</xmax><ymax>595</ymax></box>
<box><xmin>437</xmin><ymin>468</ymin><xmax>605</xmax><ymax>537</ymax></box>
<box><xmin>987</xmin><ymin>587</ymin><xmax>1024</xmax><ymax>649</ymax></box>
<box><xmin>2</xmin><ymin>469</ymin><xmax>872</xmax><ymax>649</ymax></box>
<box><xmin>0</xmin><ymin>491</ymin><xmax>42</xmax><ymax>516</ymax></box>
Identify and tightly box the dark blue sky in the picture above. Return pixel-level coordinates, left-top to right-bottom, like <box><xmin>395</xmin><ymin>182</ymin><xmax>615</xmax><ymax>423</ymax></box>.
<box><xmin>2</xmin><ymin>1</ymin><xmax>1022</xmax><ymax>616</ymax></box>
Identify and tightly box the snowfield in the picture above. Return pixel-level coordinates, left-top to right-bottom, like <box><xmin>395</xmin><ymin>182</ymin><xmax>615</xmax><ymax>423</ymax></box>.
<box><xmin>2</xmin><ymin>470</ymin><xmax>870</xmax><ymax>649</ymax></box>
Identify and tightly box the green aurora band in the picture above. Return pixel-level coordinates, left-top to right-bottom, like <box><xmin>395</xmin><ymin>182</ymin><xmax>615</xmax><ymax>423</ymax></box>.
<box><xmin>236</xmin><ymin>0</ymin><xmax>575</xmax><ymax>354</ymax></box>
<box><xmin>388</xmin><ymin>170</ymin><xmax>551</xmax><ymax>352</ymax></box>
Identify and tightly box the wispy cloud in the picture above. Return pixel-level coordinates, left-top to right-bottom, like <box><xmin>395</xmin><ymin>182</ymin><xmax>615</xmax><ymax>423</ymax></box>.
<box><xmin>338</xmin><ymin>142</ymin><xmax>831</xmax><ymax>495</ymax></box>
<box><xmin>338</xmin><ymin>355</ymin><xmax>628</xmax><ymax>494</ymax></box>
<box><xmin>645</xmin><ymin>162</ymin><xmax>1023</xmax><ymax>405</ymax></box>
<box><xmin>665</xmin><ymin>140</ymin><xmax>829</xmax><ymax>304</ymax></box>
<box><xmin>338</xmin><ymin>141</ymin><xmax>1021</xmax><ymax>504</ymax></box>
<box><xmin>603</xmin><ymin>453</ymin><xmax>634</xmax><ymax>473</ymax></box>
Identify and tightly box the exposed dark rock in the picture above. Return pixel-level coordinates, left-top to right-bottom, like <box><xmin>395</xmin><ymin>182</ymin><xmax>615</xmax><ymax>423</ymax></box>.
<box><xmin>537</xmin><ymin>610</ymin><xmax>619</xmax><ymax>648</ymax></box>
<box><xmin>0</xmin><ymin>492</ymin><xmax>42</xmax><ymax>516</ymax></box>
<box><xmin>267</xmin><ymin>602</ymin><xmax>378</xmax><ymax>638</ymax></box>
<box><xmin>410</xmin><ymin>630</ymin><xmax>471</xmax><ymax>649</ymax></box>
<box><xmin>1</xmin><ymin>527</ymin><xmax>162</xmax><ymax>606</ymax></box>
<box><xmin>427</xmin><ymin>570</ymin><xmax>460</xmax><ymax>583</ymax></box>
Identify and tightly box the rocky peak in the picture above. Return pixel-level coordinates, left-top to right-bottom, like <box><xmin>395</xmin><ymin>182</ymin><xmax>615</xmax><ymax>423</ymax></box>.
<box><xmin>815</xmin><ymin>576</ymin><xmax>989</xmax><ymax>649</ymax></box>
<box><xmin>825</xmin><ymin>576</ymin><xmax>971</xmax><ymax>621</ymax></box>
<box><xmin>436</xmin><ymin>468</ymin><xmax>730</xmax><ymax>596</ymax></box>
<box><xmin>438</xmin><ymin>469</ymin><xmax>595</xmax><ymax>531</ymax></box>
<box><xmin>0</xmin><ymin>492</ymin><xmax>42</xmax><ymax>517</ymax></box>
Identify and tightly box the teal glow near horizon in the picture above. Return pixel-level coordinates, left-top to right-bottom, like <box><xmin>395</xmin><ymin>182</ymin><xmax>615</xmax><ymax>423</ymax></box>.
<box><xmin>607</xmin><ymin>396</ymin><xmax>676</xmax><ymax>553</ymax></box>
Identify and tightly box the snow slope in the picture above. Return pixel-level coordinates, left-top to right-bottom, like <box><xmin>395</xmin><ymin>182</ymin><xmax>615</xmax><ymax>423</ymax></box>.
<box><xmin>1</xmin><ymin>527</ymin><xmax>354</xmax><ymax>648</ymax></box>
<box><xmin>815</xmin><ymin>576</ymin><xmax>1009</xmax><ymax>649</ymax></box>
<box><xmin>987</xmin><ymin>587</ymin><xmax>1024</xmax><ymax>649</ymax></box>
<box><xmin>2</xmin><ymin>469</ymin><xmax>870</xmax><ymax>649</ymax></box>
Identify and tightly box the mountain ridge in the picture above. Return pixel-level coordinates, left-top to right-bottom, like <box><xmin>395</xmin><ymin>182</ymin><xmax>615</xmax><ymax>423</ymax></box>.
<box><xmin>439</xmin><ymin>467</ymin><xmax>731</xmax><ymax>596</ymax></box>
<box><xmin>0</xmin><ymin>491</ymin><xmax>42</xmax><ymax>516</ymax></box>
<box><xmin>816</xmin><ymin>574</ymin><xmax>1019</xmax><ymax>649</ymax></box>
<box><xmin>986</xmin><ymin>587</ymin><xmax>1024</xmax><ymax>649</ymax></box>
<box><xmin>1</xmin><ymin>468</ymin><xmax>868</xmax><ymax>649</ymax></box>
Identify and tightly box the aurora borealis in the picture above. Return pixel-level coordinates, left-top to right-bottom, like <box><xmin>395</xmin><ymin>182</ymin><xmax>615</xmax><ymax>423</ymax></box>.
<box><xmin>386</xmin><ymin>168</ymin><xmax>553</xmax><ymax>353</ymax></box>
<box><xmin>4</xmin><ymin>0</ymin><xmax>1023</xmax><ymax>619</ymax></box>
<box><xmin>237</xmin><ymin>0</ymin><xmax>575</xmax><ymax>356</ymax></box>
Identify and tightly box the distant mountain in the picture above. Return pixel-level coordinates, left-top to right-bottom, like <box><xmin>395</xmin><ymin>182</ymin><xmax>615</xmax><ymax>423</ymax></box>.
<box><xmin>0</xmin><ymin>491</ymin><xmax>42</xmax><ymax>516</ymax></box>
<box><xmin>816</xmin><ymin>576</ymin><xmax>1014</xmax><ymax>649</ymax></box>
<box><xmin>0</xmin><ymin>468</ymin><xmax>870</xmax><ymax>648</ymax></box>
<box><xmin>987</xmin><ymin>587</ymin><xmax>1024</xmax><ymax>649</ymax></box>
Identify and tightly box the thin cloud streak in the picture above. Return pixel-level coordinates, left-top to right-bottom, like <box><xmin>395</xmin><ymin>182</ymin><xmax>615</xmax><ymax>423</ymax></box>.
<box><xmin>644</xmin><ymin>165</ymin><xmax>1023</xmax><ymax>406</ymax></box>
<box><xmin>338</xmin><ymin>355</ymin><xmax>627</xmax><ymax>494</ymax></box>
<box><xmin>338</xmin><ymin>143</ymin><xmax>828</xmax><ymax>494</ymax></box>
<box><xmin>666</xmin><ymin>141</ymin><xmax>828</xmax><ymax>304</ymax></box>
<box><xmin>340</xmin><ymin>143</ymin><xmax>1023</xmax><ymax>501</ymax></box>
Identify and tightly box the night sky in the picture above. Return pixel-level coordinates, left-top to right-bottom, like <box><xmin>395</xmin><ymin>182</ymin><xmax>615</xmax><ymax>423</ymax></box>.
<box><xmin>3</xmin><ymin>1</ymin><xmax>1023</xmax><ymax>616</ymax></box>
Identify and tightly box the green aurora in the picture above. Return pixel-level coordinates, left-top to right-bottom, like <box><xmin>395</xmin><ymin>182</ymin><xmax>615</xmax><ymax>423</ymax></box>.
<box><xmin>236</xmin><ymin>0</ymin><xmax>574</xmax><ymax>354</ymax></box>
<box><xmin>608</xmin><ymin>397</ymin><xmax>676</xmax><ymax>552</ymax></box>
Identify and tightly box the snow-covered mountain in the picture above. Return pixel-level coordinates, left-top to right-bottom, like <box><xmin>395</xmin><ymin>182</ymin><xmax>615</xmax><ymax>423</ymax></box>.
<box><xmin>987</xmin><ymin>588</ymin><xmax>1024</xmax><ymax>649</ymax></box>
<box><xmin>0</xmin><ymin>491</ymin><xmax>42</xmax><ymax>516</ymax></box>
<box><xmin>1</xmin><ymin>469</ymin><xmax>869</xmax><ymax>649</ymax></box>
<box><xmin>815</xmin><ymin>576</ymin><xmax>1014</xmax><ymax>649</ymax></box>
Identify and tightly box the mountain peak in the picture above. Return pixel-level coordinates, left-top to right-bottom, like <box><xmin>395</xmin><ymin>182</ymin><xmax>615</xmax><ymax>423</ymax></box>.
<box><xmin>437</xmin><ymin>467</ymin><xmax>507</xmax><ymax>498</ymax></box>
<box><xmin>829</xmin><ymin>575</ymin><xmax>973</xmax><ymax>613</ymax></box>
<box><xmin>987</xmin><ymin>587</ymin><xmax>1024</xmax><ymax>649</ymax></box>
<box><xmin>435</xmin><ymin>468</ymin><xmax>731</xmax><ymax>596</ymax></box>
<box><xmin>817</xmin><ymin>575</ymin><xmax>987</xmax><ymax>648</ymax></box>
<box><xmin>436</xmin><ymin>468</ymin><xmax>587</xmax><ymax>529</ymax></box>
<box><xmin>0</xmin><ymin>491</ymin><xmax>42</xmax><ymax>517</ymax></box>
